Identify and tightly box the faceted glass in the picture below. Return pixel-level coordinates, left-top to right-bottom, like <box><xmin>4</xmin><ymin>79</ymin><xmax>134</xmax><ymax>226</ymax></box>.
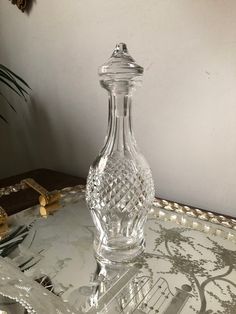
<box><xmin>86</xmin><ymin>43</ymin><xmax>155</xmax><ymax>263</ymax></box>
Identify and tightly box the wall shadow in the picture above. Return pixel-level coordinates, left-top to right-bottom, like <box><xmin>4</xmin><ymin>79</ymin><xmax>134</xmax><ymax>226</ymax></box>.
<box><xmin>19</xmin><ymin>95</ymin><xmax>95</xmax><ymax>179</ymax></box>
<box><xmin>25</xmin><ymin>0</ymin><xmax>36</xmax><ymax>15</ymax></box>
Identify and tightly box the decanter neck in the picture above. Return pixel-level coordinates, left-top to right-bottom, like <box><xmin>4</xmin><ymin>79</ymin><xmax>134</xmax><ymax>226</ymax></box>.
<box><xmin>110</xmin><ymin>92</ymin><xmax>131</xmax><ymax>118</ymax></box>
<box><xmin>101</xmin><ymin>92</ymin><xmax>137</xmax><ymax>155</ymax></box>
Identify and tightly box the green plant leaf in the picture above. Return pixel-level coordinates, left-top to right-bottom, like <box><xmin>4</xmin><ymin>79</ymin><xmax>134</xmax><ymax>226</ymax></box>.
<box><xmin>0</xmin><ymin>69</ymin><xmax>28</xmax><ymax>100</ymax></box>
<box><xmin>0</xmin><ymin>92</ymin><xmax>16</xmax><ymax>112</ymax></box>
<box><xmin>0</xmin><ymin>68</ymin><xmax>29</xmax><ymax>96</ymax></box>
<box><xmin>0</xmin><ymin>64</ymin><xmax>31</xmax><ymax>89</ymax></box>
<box><xmin>0</xmin><ymin>114</ymin><xmax>8</xmax><ymax>123</ymax></box>
<box><xmin>0</xmin><ymin>77</ymin><xmax>22</xmax><ymax>97</ymax></box>
<box><xmin>0</xmin><ymin>64</ymin><xmax>30</xmax><ymax>123</ymax></box>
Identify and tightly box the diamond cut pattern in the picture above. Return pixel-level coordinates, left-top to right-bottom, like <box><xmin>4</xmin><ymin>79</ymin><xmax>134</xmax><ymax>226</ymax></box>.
<box><xmin>86</xmin><ymin>155</ymin><xmax>154</xmax><ymax>225</ymax></box>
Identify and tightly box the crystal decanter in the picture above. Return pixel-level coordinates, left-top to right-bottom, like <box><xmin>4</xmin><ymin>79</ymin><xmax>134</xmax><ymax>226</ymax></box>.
<box><xmin>86</xmin><ymin>43</ymin><xmax>155</xmax><ymax>263</ymax></box>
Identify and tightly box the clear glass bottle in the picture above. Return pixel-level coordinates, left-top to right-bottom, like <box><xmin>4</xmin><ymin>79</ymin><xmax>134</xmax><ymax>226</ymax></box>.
<box><xmin>86</xmin><ymin>43</ymin><xmax>155</xmax><ymax>263</ymax></box>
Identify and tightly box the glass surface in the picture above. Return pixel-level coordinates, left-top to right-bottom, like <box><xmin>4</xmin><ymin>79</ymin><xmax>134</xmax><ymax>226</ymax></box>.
<box><xmin>0</xmin><ymin>190</ymin><xmax>236</xmax><ymax>313</ymax></box>
<box><xmin>86</xmin><ymin>43</ymin><xmax>155</xmax><ymax>263</ymax></box>
<box><xmin>0</xmin><ymin>296</ymin><xmax>26</xmax><ymax>314</ymax></box>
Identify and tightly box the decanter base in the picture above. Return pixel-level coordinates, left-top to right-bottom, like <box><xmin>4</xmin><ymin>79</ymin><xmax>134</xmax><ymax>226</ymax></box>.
<box><xmin>94</xmin><ymin>238</ymin><xmax>145</xmax><ymax>264</ymax></box>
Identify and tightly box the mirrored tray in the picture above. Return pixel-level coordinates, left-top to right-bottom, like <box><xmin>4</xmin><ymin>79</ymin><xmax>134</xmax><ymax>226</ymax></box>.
<box><xmin>0</xmin><ymin>185</ymin><xmax>235</xmax><ymax>313</ymax></box>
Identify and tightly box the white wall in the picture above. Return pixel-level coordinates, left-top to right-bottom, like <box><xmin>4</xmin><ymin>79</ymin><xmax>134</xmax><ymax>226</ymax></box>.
<box><xmin>0</xmin><ymin>0</ymin><xmax>236</xmax><ymax>216</ymax></box>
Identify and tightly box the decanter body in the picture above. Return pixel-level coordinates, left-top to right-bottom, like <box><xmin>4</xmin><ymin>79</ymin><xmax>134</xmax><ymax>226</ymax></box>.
<box><xmin>86</xmin><ymin>43</ymin><xmax>155</xmax><ymax>263</ymax></box>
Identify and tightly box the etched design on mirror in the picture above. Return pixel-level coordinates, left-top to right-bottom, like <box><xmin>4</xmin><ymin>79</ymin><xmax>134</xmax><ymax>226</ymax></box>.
<box><xmin>0</xmin><ymin>187</ymin><xmax>235</xmax><ymax>314</ymax></box>
<box><xmin>74</xmin><ymin>218</ymin><xmax>236</xmax><ymax>314</ymax></box>
<box><xmin>145</xmin><ymin>222</ymin><xmax>236</xmax><ymax>314</ymax></box>
<box><xmin>0</xmin><ymin>257</ymin><xmax>78</xmax><ymax>314</ymax></box>
<box><xmin>76</xmin><ymin>259</ymin><xmax>193</xmax><ymax>314</ymax></box>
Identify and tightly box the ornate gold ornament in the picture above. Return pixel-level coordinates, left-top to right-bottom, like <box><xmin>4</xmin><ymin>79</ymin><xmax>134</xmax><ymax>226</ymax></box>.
<box><xmin>0</xmin><ymin>207</ymin><xmax>8</xmax><ymax>237</ymax></box>
<box><xmin>153</xmin><ymin>198</ymin><xmax>236</xmax><ymax>231</ymax></box>
<box><xmin>0</xmin><ymin>178</ymin><xmax>61</xmax><ymax>221</ymax></box>
<box><xmin>22</xmin><ymin>178</ymin><xmax>61</xmax><ymax>207</ymax></box>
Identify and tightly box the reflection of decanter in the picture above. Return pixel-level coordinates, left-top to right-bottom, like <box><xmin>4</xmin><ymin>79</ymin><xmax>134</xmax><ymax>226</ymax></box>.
<box><xmin>79</xmin><ymin>260</ymin><xmax>150</xmax><ymax>313</ymax></box>
<box><xmin>76</xmin><ymin>260</ymin><xmax>193</xmax><ymax>314</ymax></box>
<box><xmin>86</xmin><ymin>43</ymin><xmax>155</xmax><ymax>263</ymax></box>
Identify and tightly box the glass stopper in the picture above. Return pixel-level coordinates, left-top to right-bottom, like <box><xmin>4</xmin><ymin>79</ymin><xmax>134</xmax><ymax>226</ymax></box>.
<box><xmin>99</xmin><ymin>43</ymin><xmax>144</xmax><ymax>83</ymax></box>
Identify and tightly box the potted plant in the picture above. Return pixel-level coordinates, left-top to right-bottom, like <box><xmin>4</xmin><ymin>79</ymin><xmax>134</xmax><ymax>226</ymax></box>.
<box><xmin>0</xmin><ymin>64</ymin><xmax>30</xmax><ymax>123</ymax></box>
